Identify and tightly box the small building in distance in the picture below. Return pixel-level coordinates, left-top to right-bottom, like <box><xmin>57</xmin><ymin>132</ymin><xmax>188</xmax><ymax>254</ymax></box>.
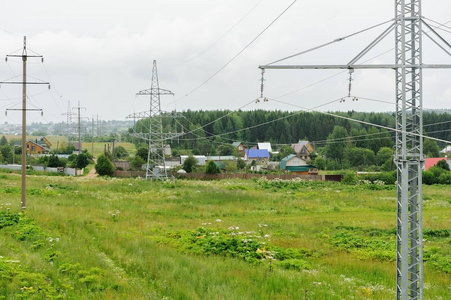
<box><xmin>440</xmin><ymin>145</ymin><xmax>451</xmax><ymax>154</ymax></box>
<box><xmin>164</xmin><ymin>144</ymin><xmax>172</xmax><ymax>157</ymax></box>
<box><xmin>180</xmin><ymin>155</ymin><xmax>206</xmax><ymax>166</ymax></box>
<box><xmin>25</xmin><ymin>140</ymin><xmax>50</xmax><ymax>155</ymax></box>
<box><xmin>35</xmin><ymin>136</ymin><xmax>52</xmax><ymax>149</ymax></box>
<box><xmin>423</xmin><ymin>157</ymin><xmax>451</xmax><ymax>171</ymax></box>
<box><xmin>232</xmin><ymin>141</ymin><xmax>246</xmax><ymax>156</ymax></box>
<box><xmin>291</xmin><ymin>141</ymin><xmax>315</xmax><ymax>160</ymax></box>
<box><xmin>245</xmin><ymin>149</ymin><xmax>270</xmax><ymax>164</ymax></box>
<box><xmin>257</xmin><ymin>142</ymin><xmax>273</xmax><ymax>153</ymax></box>
<box><xmin>280</xmin><ymin>154</ymin><xmax>318</xmax><ymax>175</ymax></box>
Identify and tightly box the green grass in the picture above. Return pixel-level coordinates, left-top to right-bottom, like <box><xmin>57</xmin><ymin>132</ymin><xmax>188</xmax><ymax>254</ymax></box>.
<box><xmin>0</xmin><ymin>175</ymin><xmax>450</xmax><ymax>299</ymax></box>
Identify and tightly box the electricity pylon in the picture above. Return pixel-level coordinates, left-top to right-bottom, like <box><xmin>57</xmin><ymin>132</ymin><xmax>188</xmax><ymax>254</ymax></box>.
<box><xmin>259</xmin><ymin>1</ymin><xmax>451</xmax><ymax>299</ymax></box>
<box><xmin>128</xmin><ymin>60</ymin><xmax>177</xmax><ymax>179</ymax></box>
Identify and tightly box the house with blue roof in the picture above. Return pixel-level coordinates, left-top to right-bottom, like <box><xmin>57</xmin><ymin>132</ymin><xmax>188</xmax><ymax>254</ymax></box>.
<box><xmin>244</xmin><ymin>149</ymin><xmax>270</xmax><ymax>163</ymax></box>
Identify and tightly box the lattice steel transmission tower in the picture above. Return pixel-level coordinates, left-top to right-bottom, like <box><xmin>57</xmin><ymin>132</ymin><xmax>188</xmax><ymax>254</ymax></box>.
<box><xmin>259</xmin><ymin>1</ymin><xmax>451</xmax><ymax>299</ymax></box>
<box><xmin>129</xmin><ymin>60</ymin><xmax>174</xmax><ymax>179</ymax></box>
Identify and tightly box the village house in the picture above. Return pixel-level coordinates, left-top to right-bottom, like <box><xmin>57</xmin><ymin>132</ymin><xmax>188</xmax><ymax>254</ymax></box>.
<box><xmin>423</xmin><ymin>157</ymin><xmax>451</xmax><ymax>171</ymax></box>
<box><xmin>291</xmin><ymin>140</ymin><xmax>315</xmax><ymax>160</ymax></box>
<box><xmin>244</xmin><ymin>149</ymin><xmax>270</xmax><ymax>163</ymax></box>
<box><xmin>280</xmin><ymin>154</ymin><xmax>318</xmax><ymax>175</ymax></box>
<box><xmin>232</xmin><ymin>141</ymin><xmax>246</xmax><ymax>156</ymax></box>
<box><xmin>25</xmin><ymin>140</ymin><xmax>50</xmax><ymax>155</ymax></box>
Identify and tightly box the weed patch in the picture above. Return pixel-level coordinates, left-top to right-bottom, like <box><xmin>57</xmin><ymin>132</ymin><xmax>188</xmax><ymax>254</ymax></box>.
<box><xmin>159</xmin><ymin>227</ymin><xmax>314</xmax><ymax>271</ymax></box>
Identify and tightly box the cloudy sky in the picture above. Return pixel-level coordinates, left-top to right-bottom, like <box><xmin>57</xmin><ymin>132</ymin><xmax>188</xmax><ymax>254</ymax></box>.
<box><xmin>0</xmin><ymin>0</ymin><xmax>450</xmax><ymax>125</ymax></box>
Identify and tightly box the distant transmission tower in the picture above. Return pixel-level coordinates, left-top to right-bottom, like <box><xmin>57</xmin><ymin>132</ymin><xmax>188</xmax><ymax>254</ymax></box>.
<box><xmin>128</xmin><ymin>60</ymin><xmax>175</xmax><ymax>179</ymax></box>
<box><xmin>259</xmin><ymin>1</ymin><xmax>451</xmax><ymax>299</ymax></box>
<box><xmin>61</xmin><ymin>100</ymin><xmax>76</xmax><ymax>140</ymax></box>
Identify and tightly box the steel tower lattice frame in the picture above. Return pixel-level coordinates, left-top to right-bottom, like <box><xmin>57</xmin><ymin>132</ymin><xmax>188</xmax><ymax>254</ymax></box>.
<box><xmin>395</xmin><ymin>1</ymin><xmax>423</xmax><ymax>299</ymax></box>
<box><xmin>258</xmin><ymin>1</ymin><xmax>451</xmax><ymax>299</ymax></box>
<box><xmin>137</xmin><ymin>60</ymin><xmax>174</xmax><ymax>179</ymax></box>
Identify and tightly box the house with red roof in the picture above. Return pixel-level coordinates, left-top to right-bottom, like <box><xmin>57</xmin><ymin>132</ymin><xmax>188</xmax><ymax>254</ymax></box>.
<box><xmin>424</xmin><ymin>157</ymin><xmax>451</xmax><ymax>171</ymax></box>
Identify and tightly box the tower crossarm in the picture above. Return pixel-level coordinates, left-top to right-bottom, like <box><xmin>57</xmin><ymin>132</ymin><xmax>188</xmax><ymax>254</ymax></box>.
<box><xmin>259</xmin><ymin>64</ymin><xmax>451</xmax><ymax>70</ymax></box>
<box><xmin>136</xmin><ymin>88</ymin><xmax>174</xmax><ymax>96</ymax></box>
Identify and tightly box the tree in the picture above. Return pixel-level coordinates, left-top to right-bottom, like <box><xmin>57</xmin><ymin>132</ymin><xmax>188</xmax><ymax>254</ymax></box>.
<box><xmin>325</xmin><ymin>126</ymin><xmax>348</xmax><ymax>162</ymax></box>
<box><xmin>236</xmin><ymin>158</ymin><xmax>246</xmax><ymax>170</ymax></box>
<box><xmin>130</xmin><ymin>155</ymin><xmax>145</xmax><ymax>170</ymax></box>
<box><xmin>182</xmin><ymin>155</ymin><xmax>198</xmax><ymax>173</ymax></box>
<box><xmin>314</xmin><ymin>156</ymin><xmax>326</xmax><ymax>170</ymax></box>
<box><xmin>376</xmin><ymin>147</ymin><xmax>393</xmax><ymax>165</ymax></box>
<box><xmin>95</xmin><ymin>154</ymin><xmax>115</xmax><ymax>176</ymax></box>
<box><xmin>114</xmin><ymin>146</ymin><xmax>129</xmax><ymax>159</ymax></box>
<box><xmin>217</xmin><ymin>144</ymin><xmax>237</xmax><ymax>156</ymax></box>
<box><xmin>423</xmin><ymin>138</ymin><xmax>440</xmax><ymax>158</ymax></box>
<box><xmin>136</xmin><ymin>147</ymin><xmax>148</xmax><ymax>161</ymax></box>
<box><xmin>205</xmin><ymin>161</ymin><xmax>220</xmax><ymax>174</ymax></box>
<box><xmin>0</xmin><ymin>145</ymin><xmax>13</xmax><ymax>164</ymax></box>
<box><xmin>75</xmin><ymin>153</ymin><xmax>89</xmax><ymax>169</ymax></box>
<box><xmin>225</xmin><ymin>161</ymin><xmax>237</xmax><ymax>172</ymax></box>
<box><xmin>0</xmin><ymin>136</ymin><xmax>7</xmax><ymax>146</ymax></box>
<box><xmin>48</xmin><ymin>154</ymin><xmax>60</xmax><ymax>168</ymax></box>
<box><xmin>436</xmin><ymin>159</ymin><xmax>450</xmax><ymax>171</ymax></box>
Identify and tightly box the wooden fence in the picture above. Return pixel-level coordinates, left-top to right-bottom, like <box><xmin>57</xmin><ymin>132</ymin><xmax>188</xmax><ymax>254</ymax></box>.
<box><xmin>113</xmin><ymin>170</ymin><xmax>343</xmax><ymax>182</ymax></box>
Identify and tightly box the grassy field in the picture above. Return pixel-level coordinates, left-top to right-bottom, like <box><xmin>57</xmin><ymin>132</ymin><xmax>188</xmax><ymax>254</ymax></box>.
<box><xmin>0</xmin><ymin>174</ymin><xmax>450</xmax><ymax>299</ymax></box>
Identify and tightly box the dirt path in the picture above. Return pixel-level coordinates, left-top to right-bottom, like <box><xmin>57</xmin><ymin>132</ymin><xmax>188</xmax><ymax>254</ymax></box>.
<box><xmin>85</xmin><ymin>159</ymin><xmax>98</xmax><ymax>178</ymax></box>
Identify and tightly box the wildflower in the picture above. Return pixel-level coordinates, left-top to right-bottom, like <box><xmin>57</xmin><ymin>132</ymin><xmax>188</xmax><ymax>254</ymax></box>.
<box><xmin>214</xmin><ymin>219</ymin><xmax>222</xmax><ymax>222</ymax></box>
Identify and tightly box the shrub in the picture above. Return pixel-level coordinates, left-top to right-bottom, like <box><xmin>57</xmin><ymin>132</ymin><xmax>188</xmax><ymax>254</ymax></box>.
<box><xmin>182</xmin><ymin>156</ymin><xmax>198</xmax><ymax>173</ymax></box>
<box><xmin>342</xmin><ymin>172</ymin><xmax>357</xmax><ymax>185</ymax></box>
<box><xmin>205</xmin><ymin>161</ymin><xmax>220</xmax><ymax>174</ymax></box>
<box><xmin>95</xmin><ymin>154</ymin><xmax>115</xmax><ymax>176</ymax></box>
<box><xmin>437</xmin><ymin>159</ymin><xmax>450</xmax><ymax>171</ymax></box>
<box><xmin>75</xmin><ymin>153</ymin><xmax>89</xmax><ymax>169</ymax></box>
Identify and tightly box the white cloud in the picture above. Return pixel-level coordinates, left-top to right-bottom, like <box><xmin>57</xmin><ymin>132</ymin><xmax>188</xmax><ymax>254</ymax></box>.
<box><xmin>0</xmin><ymin>0</ymin><xmax>450</xmax><ymax>124</ymax></box>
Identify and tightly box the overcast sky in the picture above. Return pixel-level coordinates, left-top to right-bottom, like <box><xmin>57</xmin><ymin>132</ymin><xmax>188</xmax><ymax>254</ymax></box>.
<box><xmin>0</xmin><ymin>0</ymin><xmax>450</xmax><ymax>125</ymax></box>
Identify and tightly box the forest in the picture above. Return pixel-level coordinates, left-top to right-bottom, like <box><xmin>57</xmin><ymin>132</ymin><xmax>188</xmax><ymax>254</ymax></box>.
<box><xmin>127</xmin><ymin>110</ymin><xmax>450</xmax><ymax>156</ymax></box>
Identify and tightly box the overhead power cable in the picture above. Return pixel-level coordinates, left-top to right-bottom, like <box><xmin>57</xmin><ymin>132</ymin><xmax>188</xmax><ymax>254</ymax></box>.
<box><xmin>265</xmin><ymin>19</ymin><xmax>394</xmax><ymax>66</ymax></box>
<box><xmin>177</xmin><ymin>0</ymin><xmax>264</xmax><ymax>66</ymax></box>
<box><xmin>171</xmin><ymin>0</ymin><xmax>298</xmax><ymax>105</ymax></box>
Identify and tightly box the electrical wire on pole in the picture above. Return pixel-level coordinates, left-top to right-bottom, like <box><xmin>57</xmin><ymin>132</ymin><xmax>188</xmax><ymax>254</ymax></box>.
<box><xmin>0</xmin><ymin>36</ymin><xmax>49</xmax><ymax>211</ymax></box>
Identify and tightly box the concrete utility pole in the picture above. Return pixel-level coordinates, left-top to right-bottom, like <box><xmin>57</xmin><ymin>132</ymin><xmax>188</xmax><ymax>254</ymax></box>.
<box><xmin>91</xmin><ymin>116</ymin><xmax>95</xmax><ymax>156</ymax></box>
<box><xmin>259</xmin><ymin>1</ymin><xmax>451</xmax><ymax>299</ymax></box>
<box><xmin>1</xmin><ymin>36</ymin><xmax>49</xmax><ymax>211</ymax></box>
<box><xmin>73</xmin><ymin>101</ymin><xmax>86</xmax><ymax>153</ymax></box>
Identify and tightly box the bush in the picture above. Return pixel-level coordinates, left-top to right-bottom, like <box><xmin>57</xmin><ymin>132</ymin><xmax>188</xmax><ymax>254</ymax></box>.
<box><xmin>205</xmin><ymin>161</ymin><xmax>220</xmax><ymax>174</ymax></box>
<box><xmin>95</xmin><ymin>154</ymin><xmax>115</xmax><ymax>176</ymax></box>
<box><xmin>48</xmin><ymin>154</ymin><xmax>60</xmax><ymax>168</ymax></box>
<box><xmin>182</xmin><ymin>156</ymin><xmax>198</xmax><ymax>173</ymax></box>
<box><xmin>342</xmin><ymin>172</ymin><xmax>357</xmax><ymax>185</ymax></box>
<box><xmin>75</xmin><ymin>153</ymin><xmax>89</xmax><ymax>169</ymax></box>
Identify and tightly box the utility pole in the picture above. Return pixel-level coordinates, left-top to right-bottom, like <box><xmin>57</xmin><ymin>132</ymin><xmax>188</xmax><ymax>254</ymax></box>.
<box><xmin>127</xmin><ymin>60</ymin><xmax>179</xmax><ymax>179</ymax></box>
<box><xmin>259</xmin><ymin>1</ymin><xmax>451</xmax><ymax>299</ymax></box>
<box><xmin>72</xmin><ymin>101</ymin><xmax>86</xmax><ymax>153</ymax></box>
<box><xmin>1</xmin><ymin>37</ymin><xmax>49</xmax><ymax>211</ymax></box>
<box><xmin>91</xmin><ymin>116</ymin><xmax>95</xmax><ymax>156</ymax></box>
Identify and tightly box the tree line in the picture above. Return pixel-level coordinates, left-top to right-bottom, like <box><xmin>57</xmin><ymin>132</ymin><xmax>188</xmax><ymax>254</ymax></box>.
<box><xmin>126</xmin><ymin>110</ymin><xmax>450</xmax><ymax>158</ymax></box>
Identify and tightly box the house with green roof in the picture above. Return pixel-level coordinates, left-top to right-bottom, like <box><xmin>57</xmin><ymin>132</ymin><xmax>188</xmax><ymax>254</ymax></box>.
<box><xmin>280</xmin><ymin>154</ymin><xmax>318</xmax><ymax>175</ymax></box>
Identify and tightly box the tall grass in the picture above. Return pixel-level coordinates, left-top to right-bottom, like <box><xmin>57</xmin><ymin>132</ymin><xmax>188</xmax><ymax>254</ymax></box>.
<box><xmin>0</xmin><ymin>176</ymin><xmax>449</xmax><ymax>299</ymax></box>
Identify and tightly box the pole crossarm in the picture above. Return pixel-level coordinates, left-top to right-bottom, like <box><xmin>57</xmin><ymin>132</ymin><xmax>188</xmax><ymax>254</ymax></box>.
<box><xmin>259</xmin><ymin>64</ymin><xmax>451</xmax><ymax>70</ymax></box>
<box><xmin>0</xmin><ymin>81</ymin><xmax>49</xmax><ymax>85</ymax></box>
